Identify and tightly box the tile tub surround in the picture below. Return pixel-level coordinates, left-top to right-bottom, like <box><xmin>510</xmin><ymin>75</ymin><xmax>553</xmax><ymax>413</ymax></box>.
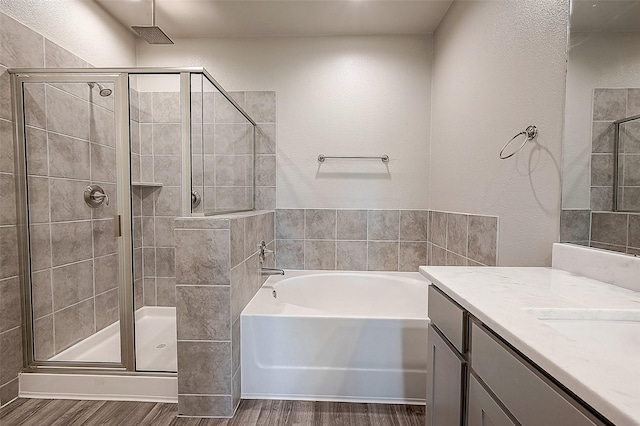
<box><xmin>275</xmin><ymin>209</ymin><xmax>429</xmax><ymax>272</ymax></box>
<box><xmin>174</xmin><ymin>211</ymin><xmax>274</xmax><ymax>417</ymax></box>
<box><xmin>427</xmin><ymin>210</ymin><xmax>498</xmax><ymax>266</ymax></box>
<box><xmin>275</xmin><ymin>209</ymin><xmax>499</xmax><ymax>270</ymax></box>
<box><xmin>420</xmin><ymin>265</ymin><xmax>640</xmax><ymax>426</ymax></box>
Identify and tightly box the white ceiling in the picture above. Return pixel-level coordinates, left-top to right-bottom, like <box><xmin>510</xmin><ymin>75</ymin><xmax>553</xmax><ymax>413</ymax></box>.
<box><xmin>571</xmin><ymin>0</ymin><xmax>640</xmax><ymax>32</ymax></box>
<box><xmin>95</xmin><ymin>0</ymin><xmax>453</xmax><ymax>38</ymax></box>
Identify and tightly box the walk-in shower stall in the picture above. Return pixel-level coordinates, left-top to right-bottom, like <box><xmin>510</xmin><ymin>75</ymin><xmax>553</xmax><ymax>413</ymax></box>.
<box><xmin>9</xmin><ymin>68</ymin><xmax>256</xmax><ymax>390</ymax></box>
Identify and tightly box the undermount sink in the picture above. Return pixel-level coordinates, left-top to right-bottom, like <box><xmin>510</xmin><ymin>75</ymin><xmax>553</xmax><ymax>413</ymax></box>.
<box><xmin>524</xmin><ymin>308</ymin><xmax>640</xmax><ymax>362</ymax></box>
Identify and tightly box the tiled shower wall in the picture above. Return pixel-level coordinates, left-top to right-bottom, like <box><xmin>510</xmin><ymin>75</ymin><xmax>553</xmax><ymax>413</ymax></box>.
<box><xmin>559</xmin><ymin>88</ymin><xmax>640</xmax><ymax>255</ymax></box>
<box><xmin>195</xmin><ymin>90</ymin><xmax>277</xmax><ymax>212</ymax></box>
<box><xmin>134</xmin><ymin>89</ymin><xmax>183</xmax><ymax>308</ymax></box>
<box><xmin>560</xmin><ymin>209</ymin><xmax>640</xmax><ymax>255</ymax></box>
<box><xmin>0</xmin><ymin>11</ymin><xmax>120</xmax><ymax>406</ymax></box>
<box><xmin>590</xmin><ymin>88</ymin><xmax>640</xmax><ymax>211</ymax></box>
<box><xmin>174</xmin><ymin>211</ymin><xmax>274</xmax><ymax>417</ymax></box>
<box><xmin>275</xmin><ymin>209</ymin><xmax>498</xmax><ymax>270</ymax></box>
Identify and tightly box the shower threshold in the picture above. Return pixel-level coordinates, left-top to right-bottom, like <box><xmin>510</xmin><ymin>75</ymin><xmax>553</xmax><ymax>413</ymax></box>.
<box><xmin>19</xmin><ymin>307</ymin><xmax>177</xmax><ymax>403</ymax></box>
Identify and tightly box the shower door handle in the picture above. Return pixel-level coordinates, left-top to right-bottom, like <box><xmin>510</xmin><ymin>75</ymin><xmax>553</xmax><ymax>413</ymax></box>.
<box><xmin>114</xmin><ymin>215</ymin><xmax>122</xmax><ymax>238</ymax></box>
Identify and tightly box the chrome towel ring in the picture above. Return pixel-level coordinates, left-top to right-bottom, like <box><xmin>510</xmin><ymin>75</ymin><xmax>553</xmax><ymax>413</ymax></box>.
<box><xmin>499</xmin><ymin>125</ymin><xmax>538</xmax><ymax>159</ymax></box>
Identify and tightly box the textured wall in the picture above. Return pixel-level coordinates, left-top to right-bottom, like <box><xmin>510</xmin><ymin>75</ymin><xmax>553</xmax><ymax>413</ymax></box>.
<box><xmin>136</xmin><ymin>35</ymin><xmax>432</xmax><ymax>209</ymax></box>
<box><xmin>430</xmin><ymin>0</ymin><xmax>569</xmax><ymax>266</ymax></box>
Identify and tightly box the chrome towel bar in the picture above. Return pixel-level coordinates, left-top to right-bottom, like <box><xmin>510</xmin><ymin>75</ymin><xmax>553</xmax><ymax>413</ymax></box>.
<box><xmin>318</xmin><ymin>154</ymin><xmax>389</xmax><ymax>163</ymax></box>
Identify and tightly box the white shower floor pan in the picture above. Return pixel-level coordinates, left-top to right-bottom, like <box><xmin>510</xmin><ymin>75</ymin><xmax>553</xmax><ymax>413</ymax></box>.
<box><xmin>50</xmin><ymin>306</ymin><xmax>177</xmax><ymax>372</ymax></box>
<box><xmin>20</xmin><ymin>306</ymin><xmax>177</xmax><ymax>403</ymax></box>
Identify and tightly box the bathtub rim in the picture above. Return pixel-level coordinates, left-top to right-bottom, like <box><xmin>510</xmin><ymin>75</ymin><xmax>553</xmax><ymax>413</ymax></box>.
<box><xmin>243</xmin><ymin>269</ymin><xmax>430</xmax><ymax>320</ymax></box>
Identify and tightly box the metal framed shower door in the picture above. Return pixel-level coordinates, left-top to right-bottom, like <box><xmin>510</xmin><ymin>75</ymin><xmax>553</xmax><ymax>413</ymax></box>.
<box><xmin>9</xmin><ymin>67</ymin><xmax>256</xmax><ymax>374</ymax></box>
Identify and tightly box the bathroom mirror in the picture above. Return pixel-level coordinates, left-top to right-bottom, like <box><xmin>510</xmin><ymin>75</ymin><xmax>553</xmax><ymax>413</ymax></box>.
<box><xmin>560</xmin><ymin>0</ymin><xmax>640</xmax><ymax>254</ymax></box>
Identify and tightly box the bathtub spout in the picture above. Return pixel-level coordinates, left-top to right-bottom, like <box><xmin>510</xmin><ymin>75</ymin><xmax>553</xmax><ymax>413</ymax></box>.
<box><xmin>261</xmin><ymin>267</ymin><xmax>285</xmax><ymax>276</ymax></box>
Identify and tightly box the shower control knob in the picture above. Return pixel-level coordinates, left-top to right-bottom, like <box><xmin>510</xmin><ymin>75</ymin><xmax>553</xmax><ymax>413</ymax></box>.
<box><xmin>84</xmin><ymin>184</ymin><xmax>109</xmax><ymax>208</ymax></box>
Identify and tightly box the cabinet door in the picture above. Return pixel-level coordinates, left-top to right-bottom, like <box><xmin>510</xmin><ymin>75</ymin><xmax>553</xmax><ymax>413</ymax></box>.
<box><xmin>427</xmin><ymin>324</ymin><xmax>466</xmax><ymax>426</ymax></box>
<box><xmin>467</xmin><ymin>374</ymin><xmax>516</xmax><ymax>426</ymax></box>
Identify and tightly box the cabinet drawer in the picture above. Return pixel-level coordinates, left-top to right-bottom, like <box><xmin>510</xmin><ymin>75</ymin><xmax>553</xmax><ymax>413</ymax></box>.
<box><xmin>428</xmin><ymin>285</ymin><xmax>466</xmax><ymax>353</ymax></box>
<box><xmin>470</xmin><ymin>322</ymin><xmax>605</xmax><ymax>426</ymax></box>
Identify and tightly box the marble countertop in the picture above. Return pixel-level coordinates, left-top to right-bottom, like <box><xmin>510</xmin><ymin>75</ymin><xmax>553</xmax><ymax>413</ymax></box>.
<box><xmin>419</xmin><ymin>266</ymin><xmax>640</xmax><ymax>426</ymax></box>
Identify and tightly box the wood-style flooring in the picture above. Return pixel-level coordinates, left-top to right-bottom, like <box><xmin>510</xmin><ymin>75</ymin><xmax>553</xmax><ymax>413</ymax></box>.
<box><xmin>0</xmin><ymin>398</ymin><xmax>425</xmax><ymax>426</ymax></box>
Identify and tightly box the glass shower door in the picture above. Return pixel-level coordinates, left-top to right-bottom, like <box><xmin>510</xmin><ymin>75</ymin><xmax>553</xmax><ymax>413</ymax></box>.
<box><xmin>16</xmin><ymin>74</ymin><xmax>134</xmax><ymax>368</ymax></box>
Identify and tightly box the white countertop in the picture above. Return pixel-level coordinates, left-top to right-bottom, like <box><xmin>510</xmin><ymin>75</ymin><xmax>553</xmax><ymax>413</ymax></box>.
<box><xmin>419</xmin><ymin>266</ymin><xmax>640</xmax><ymax>426</ymax></box>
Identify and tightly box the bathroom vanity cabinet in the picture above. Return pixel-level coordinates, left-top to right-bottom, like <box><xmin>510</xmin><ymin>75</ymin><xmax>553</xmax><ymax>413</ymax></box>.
<box><xmin>427</xmin><ymin>285</ymin><xmax>608</xmax><ymax>426</ymax></box>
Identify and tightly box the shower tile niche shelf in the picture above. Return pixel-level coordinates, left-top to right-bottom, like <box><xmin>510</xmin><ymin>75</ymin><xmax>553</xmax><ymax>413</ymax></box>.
<box><xmin>132</xmin><ymin>182</ymin><xmax>163</xmax><ymax>188</ymax></box>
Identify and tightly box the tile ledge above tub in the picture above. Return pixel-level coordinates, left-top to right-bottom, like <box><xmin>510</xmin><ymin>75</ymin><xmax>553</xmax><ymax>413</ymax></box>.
<box><xmin>175</xmin><ymin>210</ymin><xmax>275</xmax><ymax>230</ymax></box>
<box><xmin>552</xmin><ymin>243</ymin><xmax>640</xmax><ymax>292</ymax></box>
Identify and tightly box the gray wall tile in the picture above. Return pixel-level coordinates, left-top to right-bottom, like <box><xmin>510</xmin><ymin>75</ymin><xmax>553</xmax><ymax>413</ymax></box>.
<box><xmin>275</xmin><ymin>239</ymin><xmax>304</xmax><ymax>269</ymax></box>
<box><xmin>400</xmin><ymin>210</ymin><xmax>428</xmax><ymax>241</ymax></box>
<box><xmin>367</xmin><ymin>241</ymin><xmax>398</xmax><ymax>271</ymax></box>
<box><xmin>591</xmin><ymin>122</ymin><xmax>614</xmax><ymax>153</ymax></box>
<box><xmin>430</xmin><ymin>244</ymin><xmax>446</xmax><ymax>266</ymax></box>
<box><xmin>590</xmin><ymin>154</ymin><xmax>613</xmax><ymax>186</ymax></box>
<box><xmin>276</xmin><ymin>209</ymin><xmax>304</xmax><ymax>239</ymax></box>
<box><xmin>337</xmin><ymin>210</ymin><xmax>367</xmax><ymax>240</ymax></box>
<box><xmin>152</xmin><ymin>92</ymin><xmax>181</xmax><ymax>123</ymax></box>
<box><xmin>629</xmin><ymin>214</ymin><xmax>640</xmax><ymax>249</ymax></box>
<box><xmin>24</xmin><ymin>127</ymin><xmax>47</xmax><ymax>176</ymax></box>
<box><xmin>156</xmin><ymin>278</ymin><xmax>176</xmax><ymax>307</ymax></box>
<box><xmin>94</xmin><ymin>254</ymin><xmax>118</xmax><ymax>295</ymax></box>
<box><xmin>591</xmin><ymin>212</ymin><xmax>628</xmax><ymax>246</ymax></box>
<box><xmin>46</xmin><ymin>87</ymin><xmax>89</xmax><ymax>140</ymax></box>
<box><xmin>399</xmin><ymin>242</ymin><xmax>427</xmax><ymax>272</ymax></box>
<box><xmin>590</xmin><ymin>186</ymin><xmax>612</xmax><ymax>211</ymax></box>
<box><xmin>0</xmin><ymin>328</ymin><xmax>22</xmax><ymax>386</ymax></box>
<box><xmin>95</xmin><ymin>288</ymin><xmax>118</xmax><ymax>331</ymax></box>
<box><xmin>447</xmin><ymin>251</ymin><xmax>468</xmax><ymax>266</ymax></box>
<box><xmin>255</xmin><ymin>155</ymin><xmax>276</xmax><ymax>187</ymax></box>
<box><xmin>0</xmin><ymin>226</ymin><xmax>18</xmax><ymax>279</ymax></box>
<box><xmin>467</xmin><ymin>215</ymin><xmax>498</xmax><ymax>266</ymax></box>
<box><xmin>177</xmin><ymin>285</ymin><xmax>230</xmax><ymax>341</ymax></box>
<box><xmin>175</xmin><ymin>229</ymin><xmax>230</xmax><ymax>285</ymax></box>
<box><xmin>49</xmin><ymin>179</ymin><xmax>91</xmax><ymax>222</ymax></box>
<box><xmin>593</xmin><ymin>88</ymin><xmax>627</xmax><ymax>121</ymax></box>
<box><xmin>29</xmin><ymin>224</ymin><xmax>51</xmax><ymax>272</ymax></box>
<box><xmin>0</xmin><ymin>175</ymin><xmax>14</xmax><ymax>226</ymax></box>
<box><xmin>305</xmin><ymin>209</ymin><xmax>336</xmax><ymax>240</ymax></box>
<box><xmin>336</xmin><ymin>241</ymin><xmax>367</xmax><ymax>271</ymax></box>
<box><xmin>245</xmin><ymin>91</ymin><xmax>276</xmax><ymax>123</ymax></box>
<box><xmin>368</xmin><ymin>210</ymin><xmax>399</xmax><ymax>241</ymax></box>
<box><xmin>0</xmin><ymin>13</ymin><xmax>44</xmax><ymax>68</ymax></box>
<box><xmin>446</xmin><ymin>213</ymin><xmax>468</xmax><ymax>256</ymax></box>
<box><xmin>304</xmin><ymin>240</ymin><xmax>336</xmax><ymax>270</ymax></box>
<box><xmin>177</xmin><ymin>341</ymin><xmax>231</xmax><ymax>394</ymax></box>
<box><xmin>48</xmin><ymin>133</ymin><xmax>90</xmax><ymax>179</ymax></box>
<box><xmin>178</xmin><ymin>395</ymin><xmax>233</xmax><ymax>417</ymax></box>
<box><xmin>430</xmin><ymin>211</ymin><xmax>447</xmax><ymax>247</ymax></box>
<box><xmin>54</xmin><ymin>298</ymin><xmax>94</xmax><ymax>353</ymax></box>
<box><xmin>560</xmin><ymin>210</ymin><xmax>590</xmax><ymax>243</ymax></box>
<box><xmin>0</xmin><ymin>278</ymin><xmax>20</xmax><ymax>333</ymax></box>
<box><xmin>50</xmin><ymin>221</ymin><xmax>93</xmax><ymax>266</ymax></box>
<box><xmin>31</xmin><ymin>270</ymin><xmax>52</xmax><ymax>319</ymax></box>
<box><xmin>52</xmin><ymin>260</ymin><xmax>93</xmax><ymax>310</ymax></box>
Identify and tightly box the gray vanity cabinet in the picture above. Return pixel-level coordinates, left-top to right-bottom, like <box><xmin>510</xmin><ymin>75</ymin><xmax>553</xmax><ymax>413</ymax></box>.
<box><xmin>427</xmin><ymin>286</ymin><xmax>468</xmax><ymax>426</ymax></box>
<box><xmin>427</xmin><ymin>284</ymin><xmax>610</xmax><ymax>426</ymax></box>
<box><xmin>427</xmin><ymin>325</ymin><xmax>466</xmax><ymax>426</ymax></box>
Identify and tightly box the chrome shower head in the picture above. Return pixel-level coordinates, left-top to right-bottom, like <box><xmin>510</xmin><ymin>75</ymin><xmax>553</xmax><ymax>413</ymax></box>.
<box><xmin>88</xmin><ymin>82</ymin><xmax>112</xmax><ymax>97</ymax></box>
<box><xmin>131</xmin><ymin>0</ymin><xmax>174</xmax><ymax>44</ymax></box>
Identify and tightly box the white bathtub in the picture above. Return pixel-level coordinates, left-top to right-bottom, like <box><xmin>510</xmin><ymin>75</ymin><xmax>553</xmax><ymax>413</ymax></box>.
<box><xmin>241</xmin><ymin>270</ymin><xmax>429</xmax><ymax>404</ymax></box>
